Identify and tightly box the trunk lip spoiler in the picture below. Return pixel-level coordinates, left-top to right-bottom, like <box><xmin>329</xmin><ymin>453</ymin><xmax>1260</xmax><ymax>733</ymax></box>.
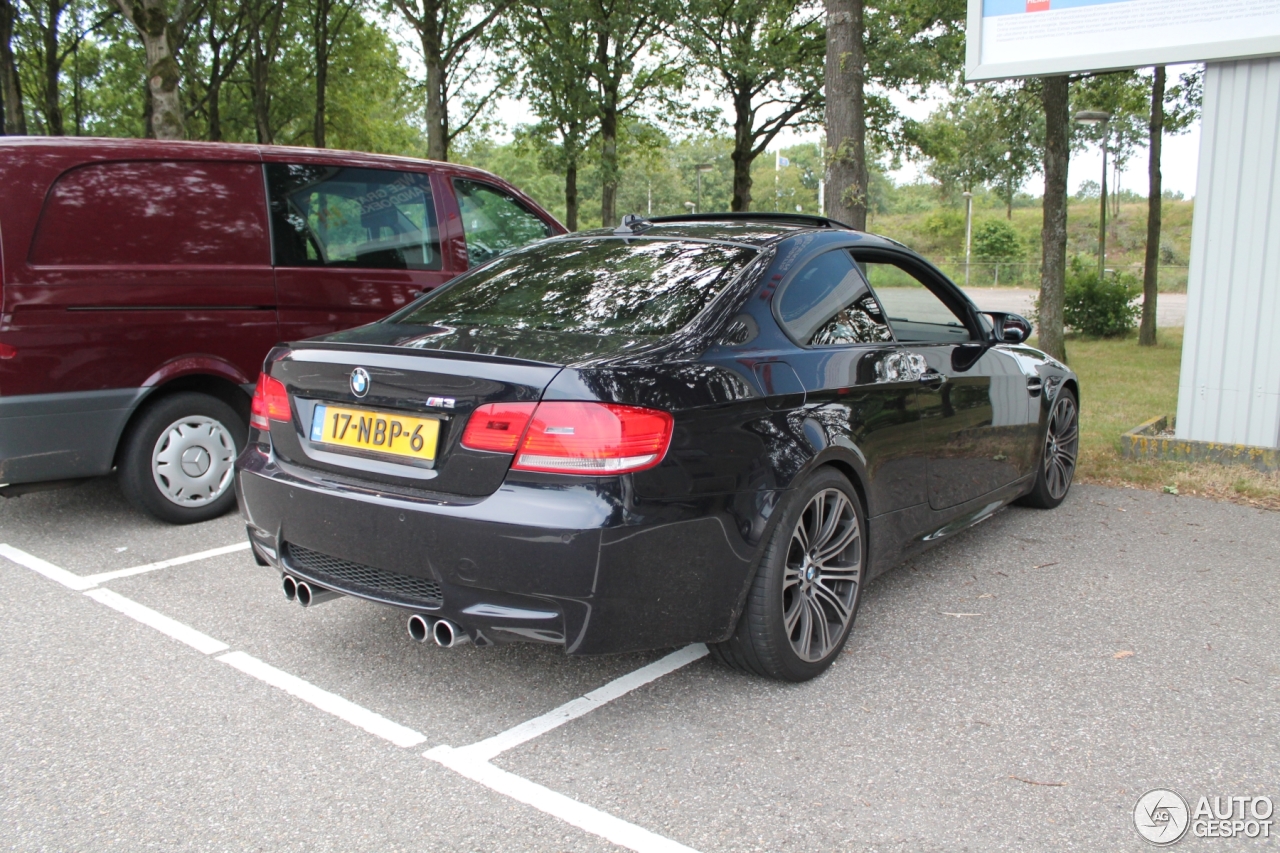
<box><xmin>287</xmin><ymin>341</ymin><xmax>564</xmax><ymax>370</ymax></box>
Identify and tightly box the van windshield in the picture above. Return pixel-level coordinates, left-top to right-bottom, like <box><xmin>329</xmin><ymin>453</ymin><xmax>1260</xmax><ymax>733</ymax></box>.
<box><xmin>390</xmin><ymin>237</ymin><xmax>756</xmax><ymax>337</ymax></box>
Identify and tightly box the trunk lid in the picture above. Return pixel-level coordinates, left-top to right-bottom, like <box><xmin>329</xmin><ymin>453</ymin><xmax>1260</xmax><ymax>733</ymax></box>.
<box><xmin>268</xmin><ymin>339</ymin><xmax>562</xmax><ymax>498</ymax></box>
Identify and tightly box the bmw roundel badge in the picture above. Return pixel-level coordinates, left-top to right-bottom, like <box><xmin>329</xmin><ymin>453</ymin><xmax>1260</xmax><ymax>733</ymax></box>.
<box><xmin>350</xmin><ymin>367</ymin><xmax>370</xmax><ymax>398</ymax></box>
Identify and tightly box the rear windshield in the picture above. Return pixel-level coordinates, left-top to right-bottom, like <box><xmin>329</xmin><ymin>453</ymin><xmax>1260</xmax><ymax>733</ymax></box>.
<box><xmin>391</xmin><ymin>237</ymin><xmax>756</xmax><ymax>337</ymax></box>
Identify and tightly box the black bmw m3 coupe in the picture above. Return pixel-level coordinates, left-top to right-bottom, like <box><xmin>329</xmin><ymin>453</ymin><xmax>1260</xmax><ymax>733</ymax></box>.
<box><xmin>236</xmin><ymin>213</ymin><xmax>1079</xmax><ymax>681</ymax></box>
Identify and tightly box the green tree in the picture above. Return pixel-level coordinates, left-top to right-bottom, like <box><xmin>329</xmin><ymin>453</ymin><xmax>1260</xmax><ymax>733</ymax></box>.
<box><xmin>0</xmin><ymin>0</ymin><xmax>25</xmax><ymax>133</ymax></box>
<box><xmin>514</xmin><ymin>2</ymin><xmax>598</xmax><ymax>229</ymax></box>
<box><xmin>825</xmin><ymin>0</ymin><xmax>966</xmax><ymax>229</ymax></box>
<box><xmin>389</xmin><ymin>0</ymin><xmax>512</xmax><ymax>160</ymax></box>
<box><xmin>114</xmin><ymin>0</ymin><xmax>196</xmax><ymax>139</ymax></box>
<box><xmin>581</xmin><ymin>0</ymin><xmax>683</xmax><ymax>226</ymax></box>
<box><xmin>680</xmin><ymin>0</ymin><xmax>823</xmax><ymax>211</ymax></box>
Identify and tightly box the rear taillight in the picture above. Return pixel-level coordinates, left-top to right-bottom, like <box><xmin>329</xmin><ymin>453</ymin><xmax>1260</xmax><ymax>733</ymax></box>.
<box><xmin>510</xmin><ymin>402</ymin><xmax>673</xmax><ymax>475</ymax></box>
<box><xmin>460</xmin><ymin>402</ymin><xmax>537</xmax><ymax>452</ymax></box>
<box><xmin>0</xmin><ymin>343</ymin><xmax>16</xmax><ymax>359</ymax></box>
<box><xmin>250</xmin><ymin>373</ymin><xmax>291</xmax><ymax>431</ymax></box>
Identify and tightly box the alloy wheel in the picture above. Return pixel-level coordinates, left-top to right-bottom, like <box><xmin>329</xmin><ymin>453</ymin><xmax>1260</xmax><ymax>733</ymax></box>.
<box><xmin>1044</xmin><ymin>394</ymin><xmax>1079</xmax><ymax>501</ymax></box>
<box><xmin>150</xmin><ymin>415</ymin><xmax>237</xmax><ymax>507</ymax></box>
<box><xmin>782</xmin><ymin>488</ymin><xmax>863</xmax><ymax>662</ymax></box>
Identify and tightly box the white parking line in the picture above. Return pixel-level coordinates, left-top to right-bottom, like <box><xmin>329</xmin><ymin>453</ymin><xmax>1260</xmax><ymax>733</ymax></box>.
<box><xmin>456</xmin><ymin>644</ymin><xmax>709</xmax><ymax>762</ymax></box>
<box><xmin>0</xmin><ymin>543</ymin><xmax>97</xmax><ymax>590</ymax></box>
<box><xmin>0</xmin><ymin>541</ymin><xmax>250</xmax><ymax>591</ymax></box>
<box><xmin>428</xmin><ymin>745</ymin><xmax>701</xmax><ymax>853</ymax></box>
<box><xmin>217</xmin><ymin>651</ymin><xmax>427</xmax><ymax>748</ymax></box>
<box><xmin>5</xmin><ymin>541</ymin><xmax>707</xmax><ymax>853</ymax></box>
<box><xmin>84</xmin><ymin>588</ymin><xmax>230</xmax><ymax>655</ymax></box>
<box><xmin>81</xmin><ymin>542</ymin><xmax>251</xmax><ymax>585</ymax></box>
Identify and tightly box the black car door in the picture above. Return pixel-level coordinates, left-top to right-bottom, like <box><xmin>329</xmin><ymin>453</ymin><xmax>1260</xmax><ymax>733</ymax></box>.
<box><xmin>771</xmin><ymin>248</ymin><xmax>927</xmax><ymax>515</ymax></box>
<box><xmin>854</xmin><ymin>249</ymin><xmax>1035</xmax><ymax>511</ymax></box>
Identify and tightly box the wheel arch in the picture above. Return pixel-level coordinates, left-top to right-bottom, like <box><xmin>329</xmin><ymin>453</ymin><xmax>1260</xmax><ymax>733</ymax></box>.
<box><xmin>112</xmin><ymin>373</ymin><xmax>252</xmax><ymax>468</ymax></box>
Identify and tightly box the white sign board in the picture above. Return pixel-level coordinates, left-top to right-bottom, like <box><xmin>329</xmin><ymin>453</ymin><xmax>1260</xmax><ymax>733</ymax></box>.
<box><xmin>966</xmin><ymin>0</ymin><xmax>1280</xmax><ymax>80</ymax></box>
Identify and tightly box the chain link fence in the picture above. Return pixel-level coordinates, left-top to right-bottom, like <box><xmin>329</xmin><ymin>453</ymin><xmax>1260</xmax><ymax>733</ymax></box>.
<box><xmin>928</xmin><ymin>260</ymin><xmax>1190</xmax><ymax>292</ymax></box>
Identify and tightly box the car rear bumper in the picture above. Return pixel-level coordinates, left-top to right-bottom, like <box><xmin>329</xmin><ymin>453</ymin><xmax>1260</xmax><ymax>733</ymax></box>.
<box><xmin>235</xmin><ymin>444</ymin><xmax>770</xmax><ymax>655</ymax></box>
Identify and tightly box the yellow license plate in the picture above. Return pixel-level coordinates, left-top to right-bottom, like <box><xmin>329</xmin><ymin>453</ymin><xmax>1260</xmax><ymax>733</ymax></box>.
<box><xmin>309</xmin><ymin>404</ymin><xmax>440</xmax><ymax>462</ymax></box>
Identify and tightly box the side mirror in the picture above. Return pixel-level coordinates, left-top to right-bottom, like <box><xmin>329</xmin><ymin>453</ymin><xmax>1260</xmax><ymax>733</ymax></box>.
<box><xmin>984</xmin><ymin>312</ymin><xmax>1032</xmax><ymax>345</ymax></box>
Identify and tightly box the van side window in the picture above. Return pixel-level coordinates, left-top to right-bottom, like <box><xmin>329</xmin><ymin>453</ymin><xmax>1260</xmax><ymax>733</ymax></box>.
<box><xmin>453</xmin><ymin>179</ymin><xmax>553</xmax><ymax>266</ymax></box>
<box><xmin>775</xmin><ymin>250</ymin><xmax>894</xmax><ymax>347</ymax></box>
<box><xmin>29</xmin><ymin>161</ymin><xmax>269</xmax><ymax>266</ymax></box>
<box><xmin>266</xmin><ymin>164</ymin><xmax>441</xmax><ymax>271</ymax></box>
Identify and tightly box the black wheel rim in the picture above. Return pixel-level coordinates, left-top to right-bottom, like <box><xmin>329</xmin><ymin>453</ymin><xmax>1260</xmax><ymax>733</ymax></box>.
<box><xmin>1044</xmin><ymin>395</ymin><xmax>1078</xmax><ymax>500</ymax></box>
<box><xmin>783</xmin><ymin>488</ymin><xmax>862</xmax><ymax>662</ymax></box>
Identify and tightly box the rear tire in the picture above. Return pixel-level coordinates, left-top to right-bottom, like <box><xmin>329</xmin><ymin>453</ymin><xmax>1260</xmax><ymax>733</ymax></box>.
<box><xmin>711</xmin><ymin>467</ymin><xmax>866</xmax><ymax>682</ymax></box>
<box><xmin>1016</xmin><ymin>388</ymin><xmax>1079</xmax><ymax>510</ymax></box>
<box><xmin>118</xmin><ymin>392</ymin><xmax>246</xmax><ymax>524</ymax></box>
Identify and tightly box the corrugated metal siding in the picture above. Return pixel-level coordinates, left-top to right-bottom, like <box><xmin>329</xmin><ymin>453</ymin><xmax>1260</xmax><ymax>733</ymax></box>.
<box><xmin>1177</xmin><ymin>58</ymin><xmax>1280</xmax><ymax>450</ymax></box>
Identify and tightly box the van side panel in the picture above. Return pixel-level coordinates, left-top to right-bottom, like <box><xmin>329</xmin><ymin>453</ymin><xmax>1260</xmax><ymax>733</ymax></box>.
<box><xmin>0</xmin><ymin>155</ymin><xmax>276</xmax><ymax>485</ymax></box>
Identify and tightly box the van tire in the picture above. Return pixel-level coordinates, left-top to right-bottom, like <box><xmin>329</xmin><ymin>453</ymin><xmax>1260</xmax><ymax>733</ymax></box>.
<box><xmin>119</xmin><ymin>392</ymin><xmax>246</xmax><ymax>524</ymax></box>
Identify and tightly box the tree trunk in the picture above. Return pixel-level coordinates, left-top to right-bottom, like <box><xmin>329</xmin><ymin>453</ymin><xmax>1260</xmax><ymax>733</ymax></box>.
<box><xmin>599</xmin><ymin>99</ymin><xmax>618</xmax><ymax>227</ymax></box>
<box><xmin>1038</xmin><ymin>75</ymin><xmax>1070</xmax><ymax>362</ymax></box>
<box><xmin>115</xmin><ymin>0</ymin><xmax>184</xmax><ymax>140</ymax></box>
<box><xmin>0</xmin><ymin>0</ymin><xmax>27</xmax><ymax>134</ymax></box>
<box><xmin>730</xmin><ymin>87</ymin><xmax>753</xmax><ymax>211</ymax></box>
<box><xmin>1139</xmin><ymin>66</ymin><xmax>1165</xmax><ymax>347</ymax></box>
<box><xmin>42</xmin><ymin>0</ymin><xmax>64</xmax><ymax>135</ymax></box>
<box><xmin>207</xmin><ymin>75</ymin><xmax>221</xmax><ymax>140</ymax></box>
<box><xmin>416</xmin><ymin>0</ymin><xmax>448</xmax><ymax>161</ymax></box>
<box><xmin>250</xmin><ymin>44</ymin><xmax>271</xmax><ymax>143</ymax></box>
<box><xmin>313</xmin><ymin>0</ymin><xmax>329</xmax><ymax>148</ymax></box>
<box><xmin>564</xmin><ymin>160</ymin><xmax>578</xmax><ymax>231</ymax></box>
<box><xmin>824</xmin><ymin>0</ymin><xmax>866</xmax><ymax>229</ymax></box>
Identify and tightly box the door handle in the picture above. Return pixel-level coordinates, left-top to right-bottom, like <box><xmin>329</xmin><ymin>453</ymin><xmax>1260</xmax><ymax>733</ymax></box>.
<box><xmin>1026</xmin><ymin>377</ymin><xmax>1043</xmax><ymax>397</ymax></box>
<box><xmin>918</xmin><ymin>370</ymin><xmax>946</xmax><ymax>386</ymax></box>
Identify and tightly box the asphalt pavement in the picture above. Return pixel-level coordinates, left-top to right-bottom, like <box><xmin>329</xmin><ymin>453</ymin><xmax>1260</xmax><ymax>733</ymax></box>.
<box><xmin>1</xmin><ymin>476</ymin><xmax>1276</xmax><ymax>852</ymax></box>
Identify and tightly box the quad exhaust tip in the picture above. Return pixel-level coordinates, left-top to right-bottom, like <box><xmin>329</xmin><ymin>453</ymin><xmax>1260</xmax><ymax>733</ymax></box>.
<box><xmin>406</xmin><ymin>614</ymin><xmax>469</xmax><ymax>648</ymax></box>
<box><xmin>283</xmin><ymin>574</ymin><xmax>297</xmax><ymax>601</ymax></box>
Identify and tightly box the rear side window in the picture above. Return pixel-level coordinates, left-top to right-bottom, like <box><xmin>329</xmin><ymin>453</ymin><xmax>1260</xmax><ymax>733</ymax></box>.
<box><xmin>392</xmin><ymin>238</ymin><xmax>754</xmax><ymax>337</ymax></box>
<box><xmin>776</xmin><ymin>250</ymin><xmax>893</xmax><ymax>346</ymax></box>
<box><xmin>454</xmin><ymin>179</ymin><xmax>553</xmax><ymax>265</ymax></box>
<box><xmin>29</xmin><ymin>161</ymin><xmax>269</xmax><ymax>265</ymax></box>
<box><xmin>267</xmin><ymin>164</ymin><xmax>441</xmax><ymax>270</ymax></box>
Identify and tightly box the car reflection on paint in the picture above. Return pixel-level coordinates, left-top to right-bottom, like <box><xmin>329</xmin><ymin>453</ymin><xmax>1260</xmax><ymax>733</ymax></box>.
<box><xmin>235</xmin><ymin>213</ymin><xmax>1079</xmax><ymax>682</ymax></box>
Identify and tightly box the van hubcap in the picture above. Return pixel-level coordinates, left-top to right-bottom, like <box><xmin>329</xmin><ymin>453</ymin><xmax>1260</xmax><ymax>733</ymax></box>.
<box><xmin>152</xmin><ymin>416</ymin><xmax>235</xmax><ymax>507</ymax></box>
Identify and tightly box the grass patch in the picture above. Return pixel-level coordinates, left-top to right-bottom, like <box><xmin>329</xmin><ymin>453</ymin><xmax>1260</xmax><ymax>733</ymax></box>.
<box><xmin>1050</xmin><ymin>328</ymin><xmax>1280</xmax><ymax>510</ymax></box>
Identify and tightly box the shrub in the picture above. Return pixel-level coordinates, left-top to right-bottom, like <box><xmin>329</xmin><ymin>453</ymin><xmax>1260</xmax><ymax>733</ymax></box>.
<box><xmin>921</xmin><ymin>209</ymin><xmax>964</xmax><ymax>241</ymax></box>
<box><xmin>972</xmin><ymin>219</ymin><xmax>1022</xmax><ymax>262</ymax></box>
<box><xmin>1062</xmin><ymin>256</ymin><xmax>1140</xmax><ymax>337</ymax></box>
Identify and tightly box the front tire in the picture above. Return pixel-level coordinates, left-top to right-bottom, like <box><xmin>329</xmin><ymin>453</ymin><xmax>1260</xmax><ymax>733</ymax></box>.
<box><xmin>1017</xmin><ymin>388</ymin><xmax>1079</xmax><ymax>509</ymax></box>
<box><xmin>711</xmin><ymin>467</ymin><xmax>866</xmax><ymax>682</ymax></box>
<box><xmin>118</xmin><ymin>392</ymin><xmax>246</xmax><ymax>524</ymax></box>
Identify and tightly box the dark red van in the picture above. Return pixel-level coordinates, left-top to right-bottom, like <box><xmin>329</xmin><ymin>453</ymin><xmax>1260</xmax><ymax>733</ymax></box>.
<box><xmin>0</xmin><ymin>138</ymin><xmax>565</xmax><ymax>523</ymax></box>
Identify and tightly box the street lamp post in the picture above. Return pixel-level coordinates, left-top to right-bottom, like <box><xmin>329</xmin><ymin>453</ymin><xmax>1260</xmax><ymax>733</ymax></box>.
<box><xmin>962</xmin><ymin>190</ymin><xmax>973</xmax><ymax>288</ymax></box>
<box><xmin>695</xmin><ymin>163</ymin><xmax>713</xmax><ymax>213</ymax></box>
<box><xmin>1075</xmin><ymin>110</ymin><xmax>1112</xmax><ymax>280</ymax></box>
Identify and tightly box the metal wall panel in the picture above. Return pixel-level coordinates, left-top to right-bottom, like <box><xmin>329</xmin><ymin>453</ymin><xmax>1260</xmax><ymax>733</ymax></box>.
<box><xmin>1177</xmin><ymin>57</ymin><xmax>1280</xmax><ymax>450</ymax></box>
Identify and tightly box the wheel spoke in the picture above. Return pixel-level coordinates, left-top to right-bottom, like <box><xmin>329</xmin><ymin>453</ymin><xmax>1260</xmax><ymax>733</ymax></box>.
<box><xmin>816</xmin><ymin>519</ymin><xmax>859</xmax><ymax>564</ymax></box>
<box><xmin>813</xmin><ymin>581</ymin><xmax>853</xmax><ymax>628</ymax></box>
<box><xmin>812</xmin><ymin>492</ymin><xmax>843</xmax><ymax>553</ymax></box>
<box><xmin>794</xmin><ymin>598</ymin><xmax>813</xmax><ymax>657</ymax></box>
<box><xmin>808</xmin><ymin>597</ymin><xmax>832</xmax><ymax>656</ymax></box>
<box><xmin>784</xmin><ymin>593</ymin><xmax>805</xmax><ymax>634</ymax></box>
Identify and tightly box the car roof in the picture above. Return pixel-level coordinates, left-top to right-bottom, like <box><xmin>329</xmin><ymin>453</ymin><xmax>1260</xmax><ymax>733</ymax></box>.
<box><xmin>571</xmin><ymin>214</ymin><xmax>914</xmax><ymax>252</ymax></box>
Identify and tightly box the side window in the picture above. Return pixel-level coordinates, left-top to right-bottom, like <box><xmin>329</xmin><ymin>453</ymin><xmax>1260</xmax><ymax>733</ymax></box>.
<box><xmin>775</xmin><ymin>250</ymin><xmax>894</xmax><ymax>346</ymax></box>
<box><xmin>30</xmin><ymin>161</ymin><xmax>269</xmax><ymax>266</ymax></box>
<box><xmin>266</xmin><ymin>164</ymin><xmax>441</xmax><ymax>270</ymax></box>
<box><xmin>453</xmin><ymin>179</ymin><xmax>553</xmax><ymax>266</ymax></box>
<box><xmin>857</xmin><ymin>257</ymin><xmax>973</xmax><ymax>344</ymax></box>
